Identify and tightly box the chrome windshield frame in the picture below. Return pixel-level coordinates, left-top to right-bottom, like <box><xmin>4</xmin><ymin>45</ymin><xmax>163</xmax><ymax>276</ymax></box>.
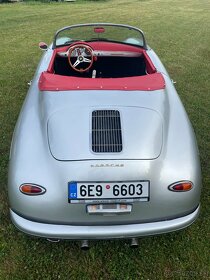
<box><xmin>52</xmin><ymin>23</ymin><xmax>148</xmax><ymax>50</ymax></box>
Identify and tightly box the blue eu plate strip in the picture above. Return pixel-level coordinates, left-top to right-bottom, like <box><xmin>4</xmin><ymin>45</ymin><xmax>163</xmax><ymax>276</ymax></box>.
<box><xmin>68</xmin><ymin>182</ymin><xmax>77</xmax><ymax>199</ymax></box>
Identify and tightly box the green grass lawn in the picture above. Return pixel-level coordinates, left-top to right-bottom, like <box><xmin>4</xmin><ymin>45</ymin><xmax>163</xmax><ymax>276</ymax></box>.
<box><xmin>0</xmin><ymin>0</ymin><xmax>210</xmax><ymax>279</ymax></box>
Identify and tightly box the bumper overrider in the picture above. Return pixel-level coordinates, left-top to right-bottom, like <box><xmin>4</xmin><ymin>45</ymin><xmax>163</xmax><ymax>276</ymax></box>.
<box><xmin>10</xmin><ymin>205</ymin><xmax>200</xmax><ymax>240</ymax></box>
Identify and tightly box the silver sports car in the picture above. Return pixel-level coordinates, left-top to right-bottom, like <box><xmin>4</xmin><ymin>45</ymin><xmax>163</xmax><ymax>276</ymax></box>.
<box><xmin>8</xmin><ymin>23</ymin><xmax>202</xmax><ymax>247</ymax></box>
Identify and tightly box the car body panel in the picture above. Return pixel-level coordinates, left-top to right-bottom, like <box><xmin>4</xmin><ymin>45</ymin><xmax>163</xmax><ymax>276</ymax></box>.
<box><xmin>10</xmin><ymin>206</ymin><xmax>200</xmax><ymax>239</ymax></box>
<box><xmin>48</xmin><ymin>105</ymin><xmax>163</xmax><ymax>160</ymax></box>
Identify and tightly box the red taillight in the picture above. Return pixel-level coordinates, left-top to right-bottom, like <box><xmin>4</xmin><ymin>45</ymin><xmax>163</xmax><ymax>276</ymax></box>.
<box><xmin>168</xmin><ymin>181</ymin><xmax>193</xmax><ymax>192</ymax></box>
<box><xmin>20</xmin><ymin>184</ymin><xmax>46</xmax><ymax>195</ymax></box>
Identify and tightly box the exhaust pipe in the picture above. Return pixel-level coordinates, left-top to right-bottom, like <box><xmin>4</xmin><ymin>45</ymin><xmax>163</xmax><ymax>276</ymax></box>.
<box><xmin>130</xmin><ymin>238</ymin><xmax>139</xmax><ymax>248</ymax></box>
<box><xmin>47</xmin><ymin>238</ymin><xmax>60</xmax><ymax>243</ymax></box>
<box><xmin>81</xmin><ymin>240</ymin><xmax>89</xmax><ymax>250</ymax></box>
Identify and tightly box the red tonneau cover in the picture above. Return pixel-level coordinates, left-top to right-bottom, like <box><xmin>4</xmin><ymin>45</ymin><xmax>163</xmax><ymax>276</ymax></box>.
<box><xmin>39</xmin><ymin>72</ymin><xmax>165</xmax><ymax>91</ymax></box>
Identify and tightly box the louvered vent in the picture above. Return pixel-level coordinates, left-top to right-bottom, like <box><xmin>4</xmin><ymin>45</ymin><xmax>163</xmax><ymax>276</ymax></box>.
<box><xmin>92</xmin><ymin>110</ymin><xmax>123</xmax><ymax>153</ymax></box>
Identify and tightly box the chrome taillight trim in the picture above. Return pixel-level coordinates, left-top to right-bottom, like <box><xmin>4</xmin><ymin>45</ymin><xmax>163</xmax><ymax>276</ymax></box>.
<box><xmin>19</xmin><ymin>184</ymin><xmax>46</xmax><ymax>196</ymax></box>
<box><xmin>168</xmin><ymin>181</ymin><xmax>193</xmax><ymax>192</ymax></box>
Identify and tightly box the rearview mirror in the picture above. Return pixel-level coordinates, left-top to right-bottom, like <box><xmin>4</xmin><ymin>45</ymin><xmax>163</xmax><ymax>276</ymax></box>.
<box><xmin>94</xmin><ymin>27</ymin><xmax>105</xmax><ymax>33</ymax></box>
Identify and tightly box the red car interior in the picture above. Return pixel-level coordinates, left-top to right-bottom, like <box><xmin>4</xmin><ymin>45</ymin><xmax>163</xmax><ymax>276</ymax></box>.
<box><xmin>39</xmin><ymin>41</ymin><xmax>165</xmax><ymax>91</ymax></box>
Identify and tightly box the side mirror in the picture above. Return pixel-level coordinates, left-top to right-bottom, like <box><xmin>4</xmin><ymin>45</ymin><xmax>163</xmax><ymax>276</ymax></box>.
<box><xmin>39</xmin><ymin>42</ymin><xmax>48</xmax><ymax>51</ymax></box>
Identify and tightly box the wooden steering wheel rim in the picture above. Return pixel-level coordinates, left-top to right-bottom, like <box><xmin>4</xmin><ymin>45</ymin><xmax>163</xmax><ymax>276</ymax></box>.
<box><xmin>68</xmin><ymin>43</ymin><xmax>94</xmax><ymax>73</ymax></box>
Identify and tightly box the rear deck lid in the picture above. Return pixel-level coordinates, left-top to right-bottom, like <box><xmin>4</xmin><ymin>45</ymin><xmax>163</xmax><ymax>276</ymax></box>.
<box><xmin>47</xmin><ymin>106</ymin><xmax>163</xmax><ymax>160</ymax></box>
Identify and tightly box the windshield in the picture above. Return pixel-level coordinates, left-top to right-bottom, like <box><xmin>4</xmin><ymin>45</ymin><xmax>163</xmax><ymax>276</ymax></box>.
<box><xmin>53</xmin><ymin>23</ymin><xmax>147</xmax><ymax>49</ymax></box>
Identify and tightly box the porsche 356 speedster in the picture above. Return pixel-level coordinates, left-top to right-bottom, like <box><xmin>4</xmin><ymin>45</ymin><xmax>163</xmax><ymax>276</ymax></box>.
<box><xmin>8</xmin><ymin>23</ymin><xmax>202</xmax><ymax>247</ymax></box>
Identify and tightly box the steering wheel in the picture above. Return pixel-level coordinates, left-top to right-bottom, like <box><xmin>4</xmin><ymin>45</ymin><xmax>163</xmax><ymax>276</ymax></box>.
<box><xmin>68</xmin><ymin>43</ymin><xmax>94</xmax><ymax>72</ymax></box>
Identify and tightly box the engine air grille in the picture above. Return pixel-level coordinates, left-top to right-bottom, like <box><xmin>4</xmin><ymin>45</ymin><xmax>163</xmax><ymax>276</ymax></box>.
<box><xmin>92</xmin><ymin>110</ymin><xmax>122</xmax><ymax>153</ymax></box>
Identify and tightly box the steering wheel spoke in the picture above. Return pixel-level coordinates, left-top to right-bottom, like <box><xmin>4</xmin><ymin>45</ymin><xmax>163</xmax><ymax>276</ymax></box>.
<box><xmin>73</xmin><ymin>59</ymin><xmax>81</xmax><ymax>68</ymax></box>
<box><xmin>83</xmin><ymin>57</ymin><xmax>91</xmax><ymax>63</ymax></box>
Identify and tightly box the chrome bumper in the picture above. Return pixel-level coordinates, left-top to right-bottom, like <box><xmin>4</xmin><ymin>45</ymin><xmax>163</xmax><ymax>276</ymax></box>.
<box><xmin>10</xmin><ymin>206</ymin><xmax>200</xmax><ymax>240</ymax></box>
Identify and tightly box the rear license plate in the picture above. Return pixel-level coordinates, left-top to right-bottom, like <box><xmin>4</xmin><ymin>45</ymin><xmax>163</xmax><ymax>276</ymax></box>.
<box><xmin>68</xmin><ymin>181</ymin><xmax>149</xmax><ymax>203</ymax></box>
